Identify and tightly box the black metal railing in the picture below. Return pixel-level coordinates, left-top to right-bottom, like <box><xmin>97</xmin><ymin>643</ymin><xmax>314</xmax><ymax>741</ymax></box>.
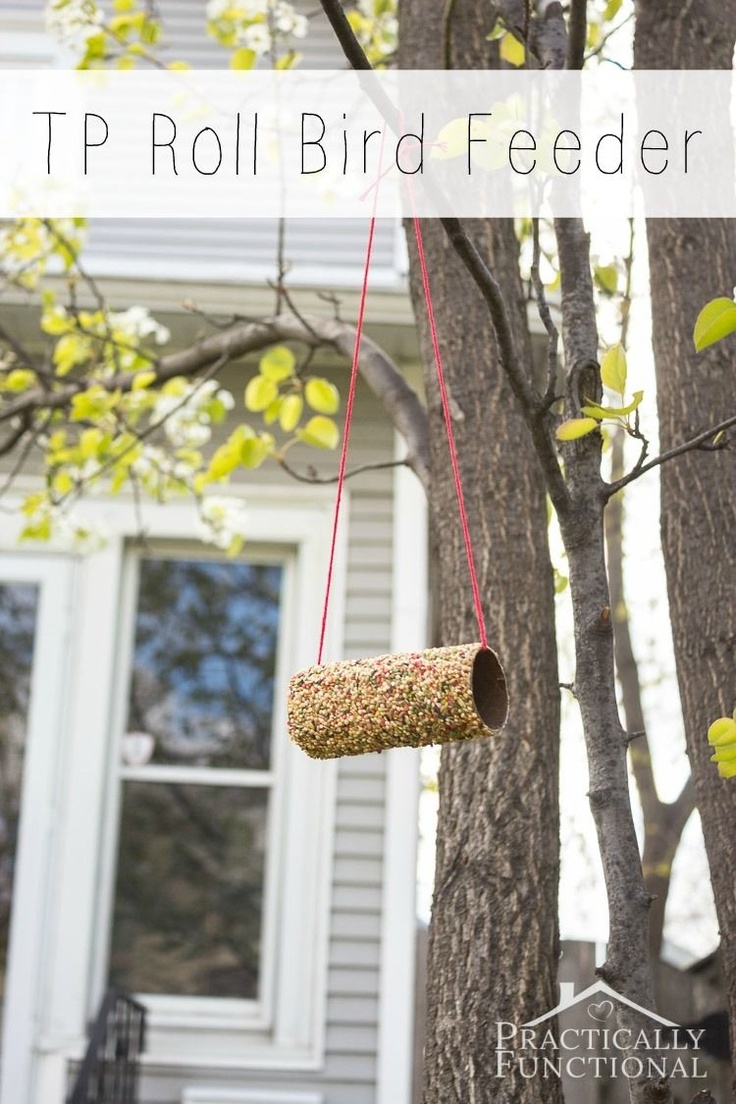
<box><xmin>67</xmin><ymin>990</ymin><xmax>146</xmax><ymax>1104</ymax></box>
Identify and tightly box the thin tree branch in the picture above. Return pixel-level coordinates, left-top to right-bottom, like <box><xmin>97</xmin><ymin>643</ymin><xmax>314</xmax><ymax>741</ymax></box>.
<box><xmin>0</xmin><ymin>412</ymin><xmax>52</xmax><ymax>500</ymax></box>
<box><xmin>585</xmin><ymin>12</ymin><xmax>635</xmax><ymax>62</ymax></box>
<box><xmin>0</xmin><ymin>313</ymin><xmax>432</xmax><ymax>492</ymax></box>
<box><xmin>531</xmin><ymin>219</ymin><xmax>561</xmax><ymax>407</ymax></box>
<box><xmin>566</xmin><ymin>0</ymin><xmax>588</xmax><ymax>70</ymax></box>
<box><xmin>318</xmin><ymin>0</ymin><xmax>372</xmax><ymax>70</ymax></box>
<box><xmin>0</xmin><ymin>322</ymin><xmax>48</xmax><ymax>378</ymax></box>
<box><xmin>0</xmin><ymin>414</ymin><xmax>31</xmax><ymax>459</ymax></box>
<box><xmin>276</xmin><ymin>456</ymin><xmax>408</xmax><ymax>484</ymax></box>
<box><xmin>607</xmin><ymin>413</ymin><xmax>736</xmax><ymax>497</ymax></box>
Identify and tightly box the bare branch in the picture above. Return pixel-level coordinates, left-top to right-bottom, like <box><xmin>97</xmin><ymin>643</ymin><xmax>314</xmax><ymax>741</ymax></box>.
<box><xmin>530</xmin><ymin>219</ymin><xmax>561</xmax><ymax>407</ymax></box>
<box><xmin>566</xmin><ymin>0</ymin><xmax>588</xmax><ymax>70</ymax></box>
<box><xmin>0</xmin><ymin>313</ymin><xmax>431</xmax><ymax>492</ymax></box>
<box><xmin>607</xmin><ymin>412</ymin><xmax>736</xmax><ymax>497</ymax></box>
<box><xmin>0</xmin><ymin>414</ymin><xmax>31</xmax><ymax>459</ymax></box>
<box><xmin>276</xmin><ymin>456</ymin><xmax>408</xmax><ymax>484</ymax></box>
<box><xmin>0</xmin><ymin>321</ymin><xmax>49</xmax><ymax>379</ymax></box>
<box><xmin>318</xmin><ymin>0</ymin><xmax>372</xmax><ymax>70</ymax></box>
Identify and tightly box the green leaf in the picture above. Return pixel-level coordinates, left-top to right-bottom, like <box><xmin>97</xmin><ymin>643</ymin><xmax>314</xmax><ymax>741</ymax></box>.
<box><xmin>499</xmin><ymin>31</ymin><xmax>525</xmax><ymax>67</ymax></box>
<box><xmin>582</xmin><ymin>391</ymin><xmax>644</xmax><ymax>419</ymax></box>
<box><xmin>710</xmin><ymin>743</ymin><xmax>736</xmax><ymax>762</ymax></box>
<box><xmin>20</xmin><ymin>517</ymin><xmax>52</xmax><ymax>542</ymax></box>
<box><xmin>240</xmin><ymin>434</ymin><xmax>273</xmax><ymax>468</ymax></box>
<box><xmin>244</xmin><ymin>375</ymin><xmax>278</xmax><ymax>412</ymax></box>
<box><xmin>707</xmin><ymin>716</ymin><xmax>736</xmax><ymax>747</ymax></box>
<box><xmin>600</xmin><ymin>344</ymin><xmax>627</xmax><ymax>394</ymax></box>
<box><xmin>555</xmin><ymin>417</ymin><xmax>599</xmax><ymax>441</ymax></box>
<box><xmin>53</xmin><ymin>333</ymin><xmax>87</xmax><ymax>376</ymax></box>
<box><xmin>4</xmin><ymin>368</ymin><xmax>36</xmax><ymax>392</ymax></box>
<box><xmin>263</xmin><ymin>397</ymin><xmax>283</xmax><ymax>425</ymax></box>
<box><xmin>603</xmin><ymin>0</ymin><xmax>623</xmax><ymax>21</ymax></box>
<box><xmin>554</xmin><ymin>569</ymin><xmax>569</xmax><ymax>595</ymax></box>
<box><xmin>716</xmin><ymin>758</ymin><xmax>736</xmax><ymax>779</ymax></box>
<box><xmin>259</xmin><ymin>345</ymin><xmax>296</xmax><ymax>381</ymax></box>
<box><xmin>131</xmin><ymin>369</ymin><xmax>157</xmax><ymax>390</ymax></box>
<box><xmin>279</xmin><ymin>393</ymin><xmax>303</xmax><ymax>432</ymax></box>
<box><xmin>206</xmin><ymin>442</ymin><xmax>241</xmax><ymax>481</ymax></box>
<box><xmin>485</xmin><ymin>18</ymin><xmax>507</xmax><ymax>42</ymax></box>
<box><xmin>297</xmin><ymin>415</ymin><xmax>340</xmax><ymax>450</ymax></box>
<box><xmin>693</xmin><ymin>297</ymin><xmax>736</xmax><ymax>352</ymax></box>
<box><xmin>430</xmin><ymin>117</ymin><xmax>471</xmax><ymax>161</ymax></box>
<box><xmin>305</xmin><ymin>377</ymin><xmax>340</xmax><ymax>414</ymax></box>
<box><xmin>230</xmin><ymin>47</ymin><xmax>256</xmax><ymax>69</ymax></box>
<box><xmin>594</xmin><ymin>264</ymin><xmax>618</xmax><ymax>295</ymax></box>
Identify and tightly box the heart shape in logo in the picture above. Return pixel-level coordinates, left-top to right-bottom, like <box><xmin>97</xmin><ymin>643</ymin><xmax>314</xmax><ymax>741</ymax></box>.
<box><xmin>588</xmin><ymin>1000</ymin><xmax>615</xmax><ymax>1021</ymax></box>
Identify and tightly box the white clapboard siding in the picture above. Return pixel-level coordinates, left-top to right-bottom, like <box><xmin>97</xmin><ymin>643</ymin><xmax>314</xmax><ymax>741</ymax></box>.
<box><xmin>82</xmin><ymin>218</ymin><xmax>403</xmax><ymax>289</ymax></box>
<box><xmin>69</xmin><ymin>0</ymin><xmax>405</xmax><ymax>288</ymax></box>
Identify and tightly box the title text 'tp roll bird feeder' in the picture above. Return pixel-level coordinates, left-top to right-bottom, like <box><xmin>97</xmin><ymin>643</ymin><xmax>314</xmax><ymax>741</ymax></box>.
<box><xmin>287</xmin><ymin>216</ymin><xmax>509</xmax><ymax>759</ymax></box>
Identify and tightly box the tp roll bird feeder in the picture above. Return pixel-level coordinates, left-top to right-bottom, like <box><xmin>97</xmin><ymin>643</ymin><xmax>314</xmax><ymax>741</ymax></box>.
<box><xmin>287</xmin><ymin>215</ymin><xmax>508</xmax><ymax>759</ymax></box>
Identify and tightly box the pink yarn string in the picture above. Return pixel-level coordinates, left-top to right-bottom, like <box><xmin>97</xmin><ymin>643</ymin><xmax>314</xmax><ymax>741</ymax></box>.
<box><xmin>317</xmin><ymin>215</ymin><xmax>377</xmax><ymax>664</ymax></box>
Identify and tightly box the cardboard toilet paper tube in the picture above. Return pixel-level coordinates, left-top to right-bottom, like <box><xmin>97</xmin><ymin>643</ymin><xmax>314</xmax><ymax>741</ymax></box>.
<box><xmin>288</xmin><ymin>643</ymin><xmax>508</xmax><ymax>759</ymax></box>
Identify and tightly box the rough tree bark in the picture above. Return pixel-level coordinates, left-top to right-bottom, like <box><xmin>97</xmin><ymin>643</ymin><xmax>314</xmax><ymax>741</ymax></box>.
<box><xmin>399</xmin><ymin>7</ymin><xmax>564</xmax><ymax>1104</ymax></box>
<box><xmin>606</xmin><ymin>430</ymin><xmax>694</xmax><ymax>962</ymax></box>
<box><xmin>635</xmin><ymin>0</ymin><xmax>736</xmax><ymax>1086</ymax></box>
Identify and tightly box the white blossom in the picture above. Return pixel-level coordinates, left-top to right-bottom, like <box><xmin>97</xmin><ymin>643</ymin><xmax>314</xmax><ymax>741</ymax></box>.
<box><xmin>151</xmin><ymin>380</ymin><xmax>233</xmax><ymax>450</ymax></box>
<box><xmin>198</xmin><ymin>496</ymin><xmax>249</xmax><ymax>551</ymax></box>
<box><xmin>272</xmin><ymin>3</ymin><xmax>307</xmax><ymax>37</ymax></box>
<box><xmin>241</xmin><ymin>22</ymin><xmax>272</xmax><ymax>53</ymax></box>
<box><xmin>109</xmin><ymin>306</ymin><xmax>170</xmax><ymax>346</ymax></box>
<box><xmin>45</xmin><ymin>0</ymin><xmax>102</xmax><ymax>47</ymax></box>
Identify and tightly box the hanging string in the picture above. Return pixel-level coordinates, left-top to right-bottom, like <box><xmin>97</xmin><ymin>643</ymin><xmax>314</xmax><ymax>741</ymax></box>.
<box><xmin>317</xmin><ymin>216</ymin><xmax>377</xmax><ymax>664</ymax></box>
<box><xmin>411</xmin><ymin>216</ymin><xmax>489</xmax><ymax>649</ymax></box>
<box><xmin>318</xmin><ymin>164</ymin><xmax>488</xmax><ymax>657</ymax></box>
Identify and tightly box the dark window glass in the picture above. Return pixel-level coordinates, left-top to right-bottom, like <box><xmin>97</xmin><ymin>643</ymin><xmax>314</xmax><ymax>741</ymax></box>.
<box><xmin>126</xmin><ymin>559</ymin><xmax>283</xmax><ymax>770</ymax></box>
<box><xmin>108</xmin><ymin>783</ymin><xmax>268</xmax><ymax>998</ymax></box>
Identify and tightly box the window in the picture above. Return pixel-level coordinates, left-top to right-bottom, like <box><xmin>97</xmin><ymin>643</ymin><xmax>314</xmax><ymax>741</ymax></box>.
<box><xmin>107</xmin><ymin>554</ymin><xmax>284</xmax><ymax>1007</ymax></box>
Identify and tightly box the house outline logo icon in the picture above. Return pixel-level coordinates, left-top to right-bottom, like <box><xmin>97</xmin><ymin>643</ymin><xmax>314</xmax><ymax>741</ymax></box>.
<box><xmin>523</xmin><ymin>979</ymin><xmax>679</xmax><ymax>1028</ymax></box>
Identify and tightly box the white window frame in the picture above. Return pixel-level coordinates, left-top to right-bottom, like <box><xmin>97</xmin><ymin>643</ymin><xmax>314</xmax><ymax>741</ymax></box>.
<box><xmin>92</xmin><ymin>541</ymin><xmax>293</xmax><ymax>1036</ymax></box>
<box><xmin>0</xmin><ymin>554</ymin><xmax>75</xmax><ymax>1104</ymax></box>
<box><xmin>0</xmin><ymin>484</ymin><xmax>345</xmax><ymax>1096</ymax></box>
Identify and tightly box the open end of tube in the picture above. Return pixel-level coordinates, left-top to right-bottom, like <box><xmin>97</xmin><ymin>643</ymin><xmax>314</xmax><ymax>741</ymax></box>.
<box><xmin>472</xmin><ymin>648</ymin><xmax>509</xmax><ymax>731</ymax></box>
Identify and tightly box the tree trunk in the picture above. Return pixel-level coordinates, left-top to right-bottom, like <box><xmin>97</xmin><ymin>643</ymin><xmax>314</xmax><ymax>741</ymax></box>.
<box><xmin>399</xmin><ymin>6</ymin><xmax>563</xmax><ymax>1103</ymax></box>
<box><xmin>635</xmin><ymin>0</ymin><xmax>736</xmax><ymax>1087</ymax></box>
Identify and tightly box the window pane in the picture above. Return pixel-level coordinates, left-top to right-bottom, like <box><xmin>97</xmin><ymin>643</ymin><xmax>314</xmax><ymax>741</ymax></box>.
<box><xmin>126</xmin><ymin>559</ymin><xmax>282</xmax><ymax>770</ymax></box>
<box><xmin>108</xmin><ymin>783</ymin><xmax>267</xmax><ymax>998</ymax></box>
<box><xmin>0</xmin><ymin>584</ymin><xmax>39</xmax><ymax>1029</ymax></box>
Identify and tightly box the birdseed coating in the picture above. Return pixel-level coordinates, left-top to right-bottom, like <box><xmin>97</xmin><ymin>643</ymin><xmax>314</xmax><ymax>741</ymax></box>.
<box><xmin>288</xmin><ymin>643</ymin><xmax>501</xmax><ymax>759</ymax></box>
